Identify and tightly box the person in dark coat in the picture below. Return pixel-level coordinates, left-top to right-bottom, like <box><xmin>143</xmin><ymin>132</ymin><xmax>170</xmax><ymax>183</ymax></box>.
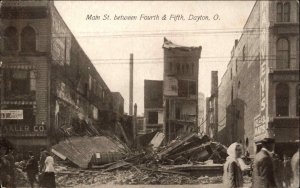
<box><xmin>25</xmin><ymin>151</ymin><xmax>39</xmax><ymax>188</ymax></box>
<box><xmin>39</xmin><ymin>148</ymin><xmax>47</xmax><ymax>172</ymax></box>
<box><xmin>252</xmin><ymin>138</ymin><xmax>276</xmax><ymax>188</ymax></box>
<box><xmin>4</xmin><ymin>148</ymin><xmax>16</xmax><ymax>188</ymax></box>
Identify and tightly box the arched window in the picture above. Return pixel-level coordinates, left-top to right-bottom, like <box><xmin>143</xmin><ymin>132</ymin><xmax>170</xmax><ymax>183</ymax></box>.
<box><xmin>186</xmin><ymin>64</ymin><xmax>189</xmax><ymax>74</ymax></box>
<box><xmin>4</xmin><ymin>27</ymin><xmax>18</xmax><ymax>51</ymax></box>
<box><xmin>276</xmin><ymin>38</ymin><xmax>289</xmax><ymax>69</ymax></box>
<box><xmin>21</xmin><ymin>26</ymin><xmax>36</xmax><ymax>52</ymax></box>
<box><xmin>277</xmin><ymin>3</ymin><xmax>283</xmax><ymax>22</ymax></box>
<box><xmin>176</xmin><ymin>63</ymin><xmax>180</xmax><ymax>73</ymax></box>
<box><xmin>276</xmin><ymin>83</ymin><xmax>289</xmax><ymax>117</ymax></box>
<box><xmin>283</xmin><ymin>3</ymin><xmax>290</xmax><ymax>22</ymax></box>
<box><xmin>181</xmin><ymin>64</ymin><xmax>184</xmax><ymax>74</ymax></box>
<box><xmin>169</xmin><ymin>62</ymin><xmax>173</xmax><ymax>72</ymax></box>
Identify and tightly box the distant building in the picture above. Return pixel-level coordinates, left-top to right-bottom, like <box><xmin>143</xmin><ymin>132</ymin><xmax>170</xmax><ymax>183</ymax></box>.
<box><xmin>198</xmin><ymin>92</ymin><xmax>205</xmax><ymax>134</ymax></box>
<box><xmin>206</xmin><ymin>71</ymin><xmax>218</xmax><ymax>139</ymax></box>
<box><xmin>163</xmin><ymin>38</ymin><xmax>202</xmax><ymax>142</ymax></box>
<box><xmin>0</xmin><ymin>1</ymin><xmax>115</xmax><ymax>151</ymax></box>
<box><xmin>207</xmin><ymin>1</ymin><xmax>299</xmax><ymax>156</ymax></box>
<box><xmin>144</xmin><ymin>80</ymin><xmax>164</xmax><ymax>133</ymax></box>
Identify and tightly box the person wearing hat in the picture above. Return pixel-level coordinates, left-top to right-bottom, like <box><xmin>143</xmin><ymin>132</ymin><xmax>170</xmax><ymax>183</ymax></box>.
<box><xmin>252</xmin><ymin>138</ymin><xmax>277</xmax><ymax>188</ymax></box>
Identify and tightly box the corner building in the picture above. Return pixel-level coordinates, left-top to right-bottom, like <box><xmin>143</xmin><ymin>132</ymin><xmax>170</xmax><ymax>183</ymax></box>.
<box><xmin>0</xmin><ymin>1</ymin><xmax>114</xmax><ymax>151</ymax></box>
<box><xmin>216</xmin><ymin>0</ymin><xmax>299</xmax><ymax>157</ymax></box>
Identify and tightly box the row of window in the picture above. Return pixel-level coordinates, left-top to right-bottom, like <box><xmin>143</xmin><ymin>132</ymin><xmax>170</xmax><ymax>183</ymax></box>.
<box><xmin>169</xmin><ymin>62</ymin><xmax>196</xmax><ymax>75</ymax></box>
<box><xmin>277</xmin><ymin>2</ymin><xmax>291</xmax><ymax>22</ymax></box>
<box><xmin>275</xmin><ymin>83</ymin><xmax>299</xmax><ymax>117</ymax></box>
<box><xmin>231</xmin><ymin>37</ymin><xmax>298</xmax><ymax>78</ymax></box>
<box><xmin>3</xmin><ymin>26</ymin><xmax>36</xmax><ymax>53</ymax></box>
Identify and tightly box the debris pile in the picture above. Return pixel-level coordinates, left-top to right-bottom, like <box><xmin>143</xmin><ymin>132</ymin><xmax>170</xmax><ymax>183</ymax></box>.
<box><xmin>48</xmin><ymin>133</ymin><xmax>229</xmax><ymax>186</ymax></box>
<box><xmin>54</xmin><ymin>163</ymin><xmax>223</xmax><ymax>187</ymax></box>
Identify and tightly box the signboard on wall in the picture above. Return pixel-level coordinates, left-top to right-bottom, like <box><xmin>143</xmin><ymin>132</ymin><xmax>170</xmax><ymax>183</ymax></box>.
<box><xmin>0</xmin><ymin>110</ymin><xmax>23</xmax><ymax>120</ymax></box>
<box><xmin>254</xmin><ymin>114</ymin><xmax>266</xmax><ymax>141</ymax></box>
<box><xmin>164</xmin><ymin>76</ymin><xmax>178</xmax><ymax>96</ymax></box>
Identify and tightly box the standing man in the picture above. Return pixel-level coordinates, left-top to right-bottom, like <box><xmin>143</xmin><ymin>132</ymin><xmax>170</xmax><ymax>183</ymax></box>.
<box><xmin>25</xmin><ymin>151</ymin><xmax>39</xmax><ymax>188</ymax></box>
<box><xmin>4</xmin><ymin>148</ymin><xmax>16</xmax><ymax>188</ymax></box>
<box><xmin>252</xmin><ymin>138</ymin><xmax>276</xmax><ymax>188</ymax></box>
<box><xmin>39</xmin><ymin>148</ymin><xmax>47</xmax><ymax>172</ymax></box>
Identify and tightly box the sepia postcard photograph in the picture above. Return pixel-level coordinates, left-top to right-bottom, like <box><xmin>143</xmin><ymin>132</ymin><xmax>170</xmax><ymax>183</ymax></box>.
<box><xmin>0</xmin><ymin>0</ymin><xmax>299</xmax><ymax>187</ymax></box>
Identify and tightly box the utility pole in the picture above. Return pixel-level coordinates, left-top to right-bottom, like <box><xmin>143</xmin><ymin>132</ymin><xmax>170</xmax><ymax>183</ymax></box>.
<box><xmin>129</xmin><ymin>53</ymin><xmax>133</xmax><ymax>116</ymax></box>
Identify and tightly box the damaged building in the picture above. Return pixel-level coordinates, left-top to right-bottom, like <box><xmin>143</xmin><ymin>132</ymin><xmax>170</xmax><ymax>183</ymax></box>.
<box><xmin>0</xmin><ymin>1</ymin><xmax>122</xmax><ymax>151</ymax></box>
<box><xmin>163</xmin><ymin>38</ymin><xmax>202</xmax><ymax>142</ymax></box>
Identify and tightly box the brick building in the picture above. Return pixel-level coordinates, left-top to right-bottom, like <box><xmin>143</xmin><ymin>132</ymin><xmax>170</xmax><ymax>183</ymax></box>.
<box><xmin>208</xmin><ymin>0</ymin><xmax>299</xmax><ymax>156</ymax></box>
<box><xmin>163</xmin><ymin>38</ymin><xmax>201</xmax><ymax>142</ymax></box>
<box><xmin>0</xmin><ymin>1</ymin><xmax>116</xmax><ymax>151</ymax></box>
<box><xmin>144</xmin><ymin>80</ymin><xmax>163</xmax><ymax>133</ymax></box>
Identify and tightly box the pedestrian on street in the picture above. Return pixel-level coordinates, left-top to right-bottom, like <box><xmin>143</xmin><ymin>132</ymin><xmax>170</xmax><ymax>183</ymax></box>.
<box><xmin>223</xmin><ymin>142</ymin><xmax>244</xmax><ymax>188</ymax></box>
<box><xmin>0</xmin><ymin>146</ymin><xmax>11</xmax><ymax>188</ymax></box>
<box><xmin>282</xmin><ymin>154</ymin><xmax>292</xmax><ymax>188</ymax></box>
<box><xmin>4</xmin><ymin>148</ymin><xmax>16</xmax><ymax>188</ymax></box>
<box><xmin>41</xmin><ymin>151</ymin><xmax>56</xmax><ymax>188</ymax></box>
<box><xmin>252</xmin><ymin>138</ymin><xmax>276</xmax><ymax>188</ymax></box>
<box><xmin>273</xmin><ymin>153</ymin><xmax>283</xmax><ymax>188</ymax></box>
<box><xmin>39</xmin><ymin>148</ymin><xmax>47</xmax><ymax>172</ymax></box>
<box><xmin>25</xmin><ymin>151</ymin><xmax>39</xmax><ymax>188</ymax></box>
<box><xmin>291</xmin><ymin>148</ymin><xmax>299</xmax><ymax>188</ymax></box>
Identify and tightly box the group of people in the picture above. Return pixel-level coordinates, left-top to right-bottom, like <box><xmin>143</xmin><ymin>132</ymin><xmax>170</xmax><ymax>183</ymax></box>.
<box><xmin>223</xmin><ymin>138</ymin><xmax>299</xmax><ymax>188</ymax></box>
<box><xmin>0</xmin><ymin>147</ymin><xmax>56</xmax><ymax>188</ymax></box>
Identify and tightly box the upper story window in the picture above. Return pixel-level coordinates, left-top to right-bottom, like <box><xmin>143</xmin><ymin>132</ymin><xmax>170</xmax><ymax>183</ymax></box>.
<box><xmin>4</xmin><ymin>26</ymin><xmax>18</xmax><ymax>51</ymax></box>
<box><xmin>276</xmin><ymin>83</ymin><xmax>289</xmax><ymax>117</ymax></box>
<box><xmin>277</xmin><ymin>2</ymin><xmax>290</xmax><ymax>22</ymax></box>
<box><xmin>21</xmin><ymin>26</ymin><xmax>36</xmax><ymax>53</ymax></box>
<box><xmin>276</xmin><ymin>38</ymin><xmax>289</xmax><ymax>69</ymax></box>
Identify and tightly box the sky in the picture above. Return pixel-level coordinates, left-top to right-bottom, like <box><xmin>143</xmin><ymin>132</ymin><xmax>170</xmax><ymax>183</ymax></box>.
<box><xmin>54</xmin><ymin>1</ymin><xmax>256</xmax><ymax>115</ymax></box>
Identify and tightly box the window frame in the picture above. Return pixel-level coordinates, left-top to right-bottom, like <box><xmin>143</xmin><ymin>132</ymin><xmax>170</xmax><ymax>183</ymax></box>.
<box><xmin>276</xmin><ymin>38</ymin><xmax>290</xmax><ymax>69</ymax></box>
<box><xmin>21</xmin><ymin>26</ymin><xmax>37</xmax><ymax>53</ymax></box>
<box><xmin>275</xmin><ymin>83</ymin><xmax>289</xmax><ymax>117</ymax></box>
<box><xmin>4</xmin><ymin>26</ymin><xmax>18</xmax><ymax>52</ymax></box>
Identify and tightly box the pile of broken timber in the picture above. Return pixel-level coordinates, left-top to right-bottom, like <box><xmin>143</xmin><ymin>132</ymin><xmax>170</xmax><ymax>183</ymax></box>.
<box><xmin>90</xmin><ymin>133</ymin><xmax>227</xmax><ymax>176</ymax></box>
<box><xmin>157</xmin><ymin>133</ymin><xmax>228</xmax><ymax>165</ymax></box>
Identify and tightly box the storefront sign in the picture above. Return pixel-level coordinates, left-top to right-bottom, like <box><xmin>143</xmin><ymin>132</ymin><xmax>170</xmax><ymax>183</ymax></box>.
<box><xmin>0</xmin><ymin>110</ymin><xmax>23</xmax><ymax>120</ymax></box>
<box><xmin>164</xmin><ymin>76</ymin><xmax>178</xmax><ymax>96</ymax></box>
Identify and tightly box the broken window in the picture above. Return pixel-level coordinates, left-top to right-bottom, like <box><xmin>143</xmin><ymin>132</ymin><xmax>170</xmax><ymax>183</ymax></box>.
<box><xmin>188</xmin><ymin>81</ymin><xmax>196</xmax><ymax>96</ymax></box>
<box><xmin>178</xmin><ymin>80</ymin><xmax>188</xmax><ymax>97</ymax></box>
<box><xmin>21</xmin><ymin>26</ymin><xmax>36</xmax><ymax>53</ymax></box>
<box><xmin>148</xmin><ymin>111</ymin><xmax>158</xmax><ymax>124</ymax></box>
<box><xmin>4</xmin><ymin>26</ymin><xmax>18</xmax><ymax>51</ymax></box>
<box><xmin>5</xmin><ymin>70</ymin><xmax>30</xmax><ymax>95</ymax></box>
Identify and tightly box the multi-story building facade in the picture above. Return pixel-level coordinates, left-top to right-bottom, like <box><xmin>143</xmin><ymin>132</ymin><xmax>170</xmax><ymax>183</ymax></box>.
<box><xmin>0</xmin><ymin>1</ymin><xmax>114</xmax><ymax>151</ymax></box>
<box><xmin>163</xmin><ymin>38</ymin><xmax>201</xmax><ymax>142</ymax></box>
<box><xmin>209</xmin><ymin>0</ymin><xmax>299</xmax><ymax>156</ymax></box>
<box><xmin>144</xmin><ymin>80</ymin><xmax>164</xmax><ymax>133</ymax></box>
